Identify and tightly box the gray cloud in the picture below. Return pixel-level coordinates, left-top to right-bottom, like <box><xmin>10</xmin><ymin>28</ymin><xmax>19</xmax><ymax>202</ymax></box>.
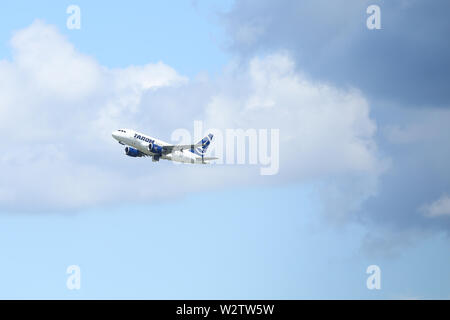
<box><xmin>221</xmin><ymin>0</ymin><xmax>450</xmax><ymax>240</ymax></box>
<box><xmin>222</xmin><ymin>0</ymin><xmax>450</xmax><ymax>106</ymax></box>
<box><xmin>420</xmin><ymin>195</ymin><xmax>450</xmax><ymax>218</ymax></box>
<box><xmin>360</xmin><ymin>105</ymin><xmax>450</xmax><ymax>234</ymax></box>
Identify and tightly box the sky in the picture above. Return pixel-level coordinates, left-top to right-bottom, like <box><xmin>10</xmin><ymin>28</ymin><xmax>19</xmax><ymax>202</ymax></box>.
<box><xmin>0</xmin><ymin>0</ymin><xmax>449</xmax><ymax>299</ymax></box>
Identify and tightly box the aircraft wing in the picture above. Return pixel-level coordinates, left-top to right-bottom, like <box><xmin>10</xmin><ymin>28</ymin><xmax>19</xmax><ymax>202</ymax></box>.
<box><xmin>162</xmin><ymin>143</ymin><xmax>201</xmax><ymax>153</ymax></box>
<box><xmin>161</xmin><ymin>133</ymin><xmax>214</xmax><ymax>155</ymax></box>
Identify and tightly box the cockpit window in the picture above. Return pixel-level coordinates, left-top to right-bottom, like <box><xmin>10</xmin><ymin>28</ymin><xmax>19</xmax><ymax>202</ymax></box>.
<box><xmin>118</xmin><ymin>129</ymin><xmax>126</xmax><ymax>133</ymax></box>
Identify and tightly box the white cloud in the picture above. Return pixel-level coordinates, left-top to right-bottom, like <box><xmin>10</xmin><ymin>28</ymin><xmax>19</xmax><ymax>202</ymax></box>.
<box><xmin>420</xmin><ymin>195</ymin><xmax>450</xmax><ymax>218</ymax></box>
<box><xmin>205</xmin><ymin>54</ymin><xmax>381</xmax><ymax>177</ymax></box>
<box><xmin>0</xmin><ymin>21</ymin><xmax>384</xmax><ymax>214</ymax></box>
<box><xmin>204</xmin><ymin>54</ymin><xmax>385</xmax><ymax>221</ymax></box>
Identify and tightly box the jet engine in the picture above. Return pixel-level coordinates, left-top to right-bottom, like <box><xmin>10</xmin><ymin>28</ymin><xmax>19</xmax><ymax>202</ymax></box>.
<box><xmin>124</xmin><ymin>146</ymin><xmax>144</xmax><ymax>157</ymax></box>
<box><xmin>148</xmin><ymin>142</ymin><xmax>163</xmax><ymax>154</ymax></box>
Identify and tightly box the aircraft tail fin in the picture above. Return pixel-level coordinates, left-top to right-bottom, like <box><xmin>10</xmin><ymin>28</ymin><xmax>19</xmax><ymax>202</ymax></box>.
<box><xmin>190</xmin><ymin>133</ymin><xmax>214</xmax><ymax>156</ymax></box>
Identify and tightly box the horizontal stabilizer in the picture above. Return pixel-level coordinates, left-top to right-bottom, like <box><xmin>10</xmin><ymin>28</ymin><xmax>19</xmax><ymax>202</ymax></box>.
<box><xmin>195</xmin><ymin>156</ymin><xmax>218</xmax><ymax>164</ymax></box>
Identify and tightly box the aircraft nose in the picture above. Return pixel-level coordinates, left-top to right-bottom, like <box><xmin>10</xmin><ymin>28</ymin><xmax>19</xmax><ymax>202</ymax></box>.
<box><xmin>112</xmin><ymin>131</ymin><xmax>118</xmax><ymax>139</ymax></box>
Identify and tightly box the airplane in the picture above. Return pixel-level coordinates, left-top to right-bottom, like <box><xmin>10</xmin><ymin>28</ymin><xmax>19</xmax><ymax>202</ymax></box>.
<box><xmin>112</xmin><ymin>128</ymin><xmax>218</xmax><ymax>164</ymax></box>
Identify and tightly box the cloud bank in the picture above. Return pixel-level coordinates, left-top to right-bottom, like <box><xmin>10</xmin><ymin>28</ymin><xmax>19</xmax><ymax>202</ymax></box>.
<box><xmin>221</xmin><ymin>0</ymin><xmax>450</xmax><ymax>242</ymax></box>
<box><xmin>222</xmin><ymin>0</ymin><xmax>450</xmax><ymax>106</ymax></box>
<box><xmin>0</xmin><ymin>20</ymin><xmax>382</xmax><ymax>214</ymax></box>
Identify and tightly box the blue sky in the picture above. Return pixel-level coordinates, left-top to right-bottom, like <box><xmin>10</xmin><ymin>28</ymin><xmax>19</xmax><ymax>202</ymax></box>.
<box><xmin>0</xmin><ymin>0</ymin><xmax>449</xmax><ymax>299</ymax></box>
<box><xmin>0</xmin><ymin>1</ymin><xmax>231</xmax><ymax>76</ymax></box>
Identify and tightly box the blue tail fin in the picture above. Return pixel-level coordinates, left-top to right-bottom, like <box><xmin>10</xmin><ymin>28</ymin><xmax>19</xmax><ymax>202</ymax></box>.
<box><xmin>190</xmin><ymin>133</ymin><xmax>213</xmax><ymax>156</ymax></box>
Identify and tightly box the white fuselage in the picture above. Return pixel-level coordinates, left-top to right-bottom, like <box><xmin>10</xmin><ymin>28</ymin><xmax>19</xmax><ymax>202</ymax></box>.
<box><xmin>112</xmin><ymin>129</ymin><xmax>198</xmax><ymax>163</ymax></box>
